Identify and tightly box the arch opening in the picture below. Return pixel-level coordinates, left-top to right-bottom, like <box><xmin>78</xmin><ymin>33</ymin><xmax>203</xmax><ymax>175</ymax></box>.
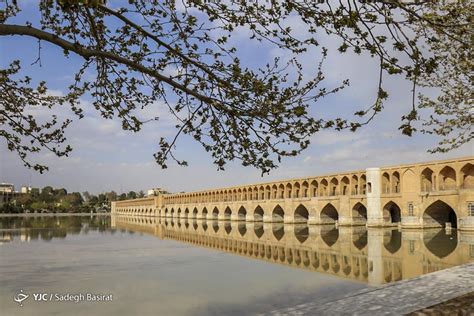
<box><xmin>320</xmin><ymin>204</ymin><xmax>339</xmax><ymax>224</ymax></box>
<box><xmin>392</xmin><ymin>172</ymin><xmax>400</xmax><ymax>193</ymax></box>
<box><xmin>224</xmin><ymin>207</ymin><xmax>232</xmax><ymax>220</ymax></box>
<box><xmin>272</xmin><ymin>205</ymin><xmax>285</xmax><ymax>223</ymax></box>
<box><xmin>421</xmin><ymin>168</ymin><xmax>434</xmax><ymax>192</ymax></box>
<box><xmin>254</xmin><ymin>206</ymin><xmax>264</xmax><ymax>222</ymax></box>
<box><xmin>439</xmin><ymin>166</ymin><xmax>456</xmax><ymax>191</ymax></box>
<box><xmin>383</xmin><ymin>201</ymin><xmax>401</xmax><ymax>224</ymax></box>
<box><xmin>238</xmin><ymin>206</ymin><xmax>247</xmax><ymax>221</ymax></box>
<box><xmin>423</xmin><ymin>200</ymin><xmax>457</xmax><ymax>228</ymax></box>
<box><xmin>352</xmin><ymin>203</ymin><xmax>367</xmax><ymax>224</ymax></box>
<box><xmin>212</xmin><ymin>207</ymin><xmax>219</xmax><ymax>219</ymax></box>
<box><xmin>461</xmin><ymin>163</ymin><xmax>474</xmax><ymax>189</ymax></box>
<box><xmin>294</xmin><ymin>204</ymin><xmax>309</xmax><ymax>223</ymax></box>
<box><xmin>341</xmin><ymin>177</ymin><xmax>349</xmax><ymax>195</ymax></box>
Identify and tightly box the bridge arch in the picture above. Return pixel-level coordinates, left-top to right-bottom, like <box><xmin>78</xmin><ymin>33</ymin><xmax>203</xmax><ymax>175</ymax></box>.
<box><xmin>461</xmin><ymin>163</ymin><xmax>474</xmax><ymax>189</ymax></box>
<box><xmin>352</xmin><ymin>203</ymin><xmax>367</xmax><ymax>223</ymax></box>
<box><xmin>294</xmin><ymin>204</ymin><xmax>309</xmax><ymax>223</ymax></box>
<box><xmin>351</xmin><ymin>175</ymin><xmax>359</xmax><ymax>195</ymax></box>
<box><xmin>254</xmin><ymin>206</ymin><xmax>264</xmax><ymax>222</ymax></box>
<box><xmin>382</xmin><ymin>172</ymin><xmax>390</xmax><ymax>194</ymax></box>
<box><xmin>184</xmin><ymin>208</ymin><xmax>189</xmax><ymax>219</ymax></box>
<box><xmin>360</xmin><ymin>175</ymin><xmax>367</xmax><ymax>194</ymax></box>
<box><xmin>320</xmin><ymin>203</ymin><xmax>339</xmax><ymax>224</ymax></box>
<box><xmin>341</xmin><ymin>176</ymin><xmax>349</xmax><ymax>195</ymax></box>
<box><xmin>224</xmin><ymin>207</ymin><xmax>232</xmax><ymax>220</ymax></box>
<box><xmin>320</xmin><ymin>179</ymin><xmax>328</xmax><ymax>196</ymax></box>
<box><xmin>294</xmin><ymin>182</ymin><xmax>301</xmax><ymax>198</ymax></box>
<box><xmin>383</xmin><ymin>201</ymin><xmax>401</xmax><ymax>224</ymax></box>
<box><xmin>423</xmin><ymin>200</ymin><xmax>457</xmax><ymax>228</ymax></box>
<box><xmin>265</xmin><ymin>185</ymin><xmax>271</xmax><ymax>199</ymax></box>
<box><xmin>192</xmin><ymin>207</ymin><xmax>198</xmax><ymax>219</ymax></box>
<box><xmin>202</xmin><ymin>207</ymin><xmax>208</xmax><ymax>219</ymax></box>
<box><xmin>392</xmin><ymin>171</ymin><xmax>400</xmax><ymax>193</ymax></box>
<box><xmin>272</xmin><ymin>205</ymin><xmax>285</xmax><ymax>222</ymax></box>
<box><xmin>286</xmin><ymin>183</ymin><xmax>293</xmax><ymax>198</ymax></box>
<box><xmin>238</xmin><ymin>206</ymin><xmax>247</xmax><ymax>221</ymax></box>
<box><xmin>310</xmin><ymin>180</ymin><xmax>318</xmax><ymax>197</ymax></box>
<box><xmin>329</xmin><ymin>178</ymin><xmax>339</xmax><ymax>196</ymax></box>
<box><xmin>271</xmin><ymin>184</ymin><xmax>278</xmax><ymax>199</ymax></box>
<box><xmin>212</xmin><ymin>207</ymin><xmax>219</xmax><ymax>219</ymax></box>
<box><xmin>301</xmin><ymin>181</ymin><xmax>309</xmax><ymax>197</ymax></box>
<box><xmin>439</xmin><ymin>166</ymin><xmax>456</xmax><ymax>191</ymax></box>
<box><xmin>421</xmin><ymin>167</ymin><xmax>434</xmax><ymax>192</ymax></box>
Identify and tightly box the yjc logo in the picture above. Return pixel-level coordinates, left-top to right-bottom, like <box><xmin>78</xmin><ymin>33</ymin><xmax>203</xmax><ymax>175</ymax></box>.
<box><xmin>14</xmin><ymin>290</ymin><xmax>29</xmax><ymax>307</ymax></box>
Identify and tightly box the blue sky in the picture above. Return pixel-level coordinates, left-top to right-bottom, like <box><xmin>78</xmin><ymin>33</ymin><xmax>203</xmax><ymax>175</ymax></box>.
<box><xmin>1</xmin><ymin>1</ymin><xmax>472</xmax><ymax>194</ymax></box>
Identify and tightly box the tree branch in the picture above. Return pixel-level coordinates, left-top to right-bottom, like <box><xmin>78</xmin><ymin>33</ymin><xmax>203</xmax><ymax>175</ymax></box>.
<box><xmin>0</xmin><ymin>23</ymin><xmax>217</xmax><ymax>105</ymax></box>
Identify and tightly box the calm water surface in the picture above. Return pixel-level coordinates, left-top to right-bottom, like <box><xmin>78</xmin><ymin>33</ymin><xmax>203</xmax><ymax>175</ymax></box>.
<box><xmin>0</xmin><ymin>215</ymin><xmax>473</xmax><ymax>316</ymax></box>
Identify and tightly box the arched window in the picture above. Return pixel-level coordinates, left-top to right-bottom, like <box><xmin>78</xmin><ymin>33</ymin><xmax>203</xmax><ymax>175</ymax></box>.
<box><xmin>461</xmin><ymin>163</ymin><xmax>474</xmax><ymax>189</ymax></box>
<box><xmin>382</xmin><ymin>172</ymin><xmax>390</xmax><ymax>194</ymax></box>
<box><xmin>439</xmin><ymin>166</ymin><xmax>456</xmax><ymax>190</ymax></box>
<box><xmin>421</xmin><ymin>168</ymin><xmax>434</xmax><ymax>192</ymax></box>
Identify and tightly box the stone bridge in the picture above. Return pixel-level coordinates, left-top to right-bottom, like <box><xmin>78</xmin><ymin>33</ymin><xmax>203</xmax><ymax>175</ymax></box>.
<box><xmin>111</xmin><ymin>157</ymin><xmax>474</xmax><ymax>230</ymax></box>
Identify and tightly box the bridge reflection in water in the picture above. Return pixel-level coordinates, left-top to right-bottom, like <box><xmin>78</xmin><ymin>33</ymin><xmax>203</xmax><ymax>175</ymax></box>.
<box><xmin>111</xmin><ymin>215</ymin><xmax>474</xmax><ymax>286</ymax></box>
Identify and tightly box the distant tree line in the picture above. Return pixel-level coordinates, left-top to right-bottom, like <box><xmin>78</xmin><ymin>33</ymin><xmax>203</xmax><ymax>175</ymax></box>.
<box><xmin>0</xmin><ymin>186</ymin><xmax>146</xmax><ymax>214</ymax></box>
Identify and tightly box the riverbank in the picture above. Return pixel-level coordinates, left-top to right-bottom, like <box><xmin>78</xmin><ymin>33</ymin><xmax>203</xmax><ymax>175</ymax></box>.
<box><xmin>0</xmin><ymin>213</ymin><xmax>110</xmax><ymax>217</ymax></box>
<box><xmin>265</xmin><ymin>262</ymin><xmax>474</xmax><ymax>315</ymax></box>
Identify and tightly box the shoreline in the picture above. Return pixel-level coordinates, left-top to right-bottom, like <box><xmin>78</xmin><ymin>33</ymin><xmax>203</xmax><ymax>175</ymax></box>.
<box><xmin>266</xmin><ymin>262</ymin><xmax>474</xmax><ymax>315</ymax></box>
<box><xmin>0</xmin><ymin>213</ymin><xmax>111</xmax><ymax>217</ymax></box>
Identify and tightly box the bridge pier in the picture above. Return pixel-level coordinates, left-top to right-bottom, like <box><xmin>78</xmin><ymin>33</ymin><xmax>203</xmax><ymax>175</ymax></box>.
<box><xmin>366</xmin><ymin>168</ymin><xmax>385</xmax><ymax>227</ymax></box>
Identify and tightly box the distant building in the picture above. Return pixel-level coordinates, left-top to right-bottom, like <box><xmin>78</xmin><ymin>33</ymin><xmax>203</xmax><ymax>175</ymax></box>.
<box><xmin>20</xmin><ymin>186</ymin><xmax>31</xmax><ymax>194</ymax></box>
<box><xmin>147</xmin><ymin>188</ymin><xmax>168</xmax><ymax>197</ymax></box>
<box><xmin>0</xmin><ymin>183</ymin><xmax>15</xmax><ymax>193</ymax></box>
